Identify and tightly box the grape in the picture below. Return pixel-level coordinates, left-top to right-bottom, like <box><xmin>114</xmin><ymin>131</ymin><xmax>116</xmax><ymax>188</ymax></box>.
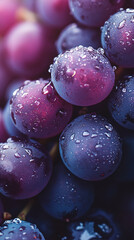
<box><xmin>69</xmin><ymin>0</ymin><xmax>124</xmax><ymax>27</ymax></box>
<box><xmin>0</xmin><ymin>0</ymin><xmax>19</xmax><ymax>36</ymax></box>
<box><xmin>51</xmin><ymin>46</ymin><xmax>115</xmax><ymax>106</ymax></box>
<box><xmin>56</xmin><ymin>23</ymin><xmax>101</xmax><ymax>54</ymax></box>
<box><xmin>36</xmin><ymin>0</ymin><xmax>73</xmax><ymax>28</ymax></box>
<box><xmin>39</xmin><ymin>161</ymin><xmax>94</xmax><ymax>221</ymax></box>
<box><xmin>59</xmin><ymin>114</ymin><xmax>122</xmax><ymax>181</ymax></box>
<box><xmin>0</xmin><ymin>137</ymin><xmax>52</xmax><ymax>199</ymax></box>
<box><xmin>101</xmin><ymin>9</ymin><xmax>134</xmax><ymax>68</ymax></box>
<box><xmin>10</xmin><ymin>79</ymin><xmax>73</xmax><ymax>139</ymax></box>
<box><xmin>4</xmin><ymin>22</ymin><xmax>56</xmax><ymax>78</ymax></box>
<box><xmin>0</xmin><ymin>218</ymin><xmax>45</xmax><ymax>240</ymax></box>
<box><xmin>59</xmin><ymin>210</ymin><xmax>121</xmax><ymax>240</ymax></box>
<box><xmin>108</xmin><ymin>75</ymin><xmax>134</xmax><ymax>130</ymax></box>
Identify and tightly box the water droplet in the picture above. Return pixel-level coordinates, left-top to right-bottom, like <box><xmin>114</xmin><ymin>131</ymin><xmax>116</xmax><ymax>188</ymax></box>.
<box><xmin>14</xmin><ymin>153</ymin><xmax>21</xmax><ymax>158</ymax></box>
<box><xmin>17</xmin><ymin>103</ymin><xmax>23</xmax><ymax>109</ymax></box>
<box><xmin>105</xmin><ymin>124</ymin><xmax>113</xmax><ymax>131</ymax></box>
<box><xmin>126</xmin><ymin>8</ymin><xmax>134</xmax><ymax>13</ymax></box>
<box><xmin>105</xmin><ymin>132</ymin><xmax>111</xmax><ymax>138</ymax></box>
<box><xmin>95</xmin><ymin>144</ymin><xmax>103</xmax><ymax>149</ymax></box>
<box><xmin>91</xmin><ymin>134</ymin><xmax>97</xmax><ymax>138</ymax></box>
<box><xmin>122</xmin><ymin>88</ymin><xmax>126</xmax><ymax>92</ymax></box>
<box><xmin>76</xmin><ymin>223</ymin><xmax>84</xmax><ymax>230</ymax></box>
<box><xmin>75</xmin><ymin>139</ymin><xmax>81</xmax><ymax>144</ymax></box>
<box><xmin>34</xmin><ymin>100</ymin><xmax>40</xmax><ymax>106</ymax></box>
<box><xmin>118</xmin><ymin>19</ymin><xmax>126</xmax><ymax>29</ymax></box>
<box><xmin>30</xmin><ymin>159</ymin><xmax>34</xmax><ymax>162</ymax></box>
<box><xmin>82</xmin><ymin>131</ymin><xmax>90</xmax><ymax>137</ymax></box>
<box><xmin>2</xmin><ymin>145</ymin><xmax>9</xmax><ymax>150</ymax></box>
<box><xmin>25</xmin><ymin>148</ymin><xmax>32</xmax><ymax>156</ymax></box>
<box><xmin>70</xmin><ymin>134</ymin><xmax>75</xmax><ymax>140</ymax></box>
<box><xmin>13</xmin><ymin>218</ymin><xmax>22</xmax><ymax>224</ymax></box>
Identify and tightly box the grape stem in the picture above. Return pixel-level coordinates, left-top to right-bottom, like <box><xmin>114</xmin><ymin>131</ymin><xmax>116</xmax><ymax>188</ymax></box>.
<box><xmin>18</xmin><ymin>199</ymin><xmax>35</xmax><ymax>220</ymax></box>
<box><xmin>16</xmin><ymin>7</ymin><xmax>38</xmax><ymax>22</ymax></box>
<box><xmin>50</xmin><ymin>142</ymin><xmax>59</xmax><ymax>161</ymax></box>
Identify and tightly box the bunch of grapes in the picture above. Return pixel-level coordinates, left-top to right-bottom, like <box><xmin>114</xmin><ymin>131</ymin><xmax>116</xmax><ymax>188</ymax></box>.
<box><xmin>0</xmin><ymin>0</ymin><xmax>134</xmax><ymax>239</ymax></box>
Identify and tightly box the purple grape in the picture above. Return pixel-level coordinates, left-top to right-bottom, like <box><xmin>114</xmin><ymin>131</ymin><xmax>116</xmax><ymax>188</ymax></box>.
<box><xmin>0</xmin><ymin>137</ymin><xmax>52</xmax><ymax>199</ymax></box>
<box><xmin>4</xmin><ymin>22</ymin><xmax>56</xmax><ymax>78</ymax></box>
<box><xmin>101</xmin><ymin>9</ymin><xmax>134</xmax><ymax>68</ymax></box>
<box><xmin>56</xmin><ymin>23</ymin><xmax>101</xmax><ymax>54</ymax></box>
<box><xmin>0</xmin><ymin>218</ymin><xmax>45</xmax><ymax>239</ymax></box>
<box><xmin>10</xmin><ymin>79</ymin><xmax>72</xmax><ymax>139</ymax></box>
<box><xmin>36</xmin><ymin>0</ymin><xmax>73</xmax><ymax>28</ymax></box>
<box><xmin>39</xmin><ymin>161</ymin><xmax>94</xmax><ymax>221</ymax></box>
<box><xmin>51</xmin><ymin>46</ymin><xmax>115</xmax><ymax>106</ymax></box>
<box><xmin>108</xmin><ymin>75</ymin><xmax>134</xmax><ymax>130</ymax></box>
<box><xmin>69</xmin><ymin>0</ymin><xmax>124</xmax><ymax>27</ymax></box>
<box><xmin>0</xmin><ymin>0</ymin><xmax>19</xmax><ymax>36</ymax></box>
<box><xmin>59</xmin><ymin>114</ymin><xmax>122</xmax><ymax>181</ymax></box>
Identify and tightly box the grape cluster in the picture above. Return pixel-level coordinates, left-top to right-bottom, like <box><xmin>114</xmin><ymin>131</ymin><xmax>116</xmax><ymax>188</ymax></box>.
<box><xmin>0</xmin><ymin>0</ymin><xmax>134</xmax><ymax>239</ymax></box>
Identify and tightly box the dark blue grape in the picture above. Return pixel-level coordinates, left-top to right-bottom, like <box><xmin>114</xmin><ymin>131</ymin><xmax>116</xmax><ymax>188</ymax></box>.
<box><xmin>108</xmin><ymin>75</ymin><xmax>134</xmax><ymax>130</ymax></box>
<box><xmin>56</xmin><ymin>23</ymin><xmax>101</xmax><ymax>54</ymax></box>
<box><xmin>59</xmin><ymin>209</ymin><xmax>121</xmax><ymax>240</ymax></box>
<box><xmin>69</xmin><ymin>0</ymin><xmax>124</xmax><ymax>27</ymax></box>
<box><xmin>59</xmin><ymin>114</ymin><xmax>122</xmax><ymax>181</ymax></box>
<box><xmin>0</xmin><ymin>137</ymin><xmax>52</xmax><ymax>199</ymax></box>
<box><xmin>39</xmin><ymin>161</ymin><xmax>94</xmax><ymax>221</ymax></box>
<box><xmin>101</xmin><ymin>9</ymin><xmax>134</xmax><ymax>68</ymax></box>
<box><xmin>51</xmin><ymin>46</ymin><xmax>115</xmax><ymax>106</ymax></box>
<box><xmin>0</xmin><ymin>218</ymin><xmax>45</xmax><ymax>239</ymax></box>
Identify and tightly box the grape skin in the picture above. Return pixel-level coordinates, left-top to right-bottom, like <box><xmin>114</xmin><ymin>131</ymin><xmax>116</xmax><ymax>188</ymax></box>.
<box><xmin>51</xmin><ymin>46</ymin><xmax>115</xmax><ymax>106</ymax></box>
<box><xmin>59</xmin><ymin>114</ymin><xmax>122</xmax><ymax>181</ymax></box>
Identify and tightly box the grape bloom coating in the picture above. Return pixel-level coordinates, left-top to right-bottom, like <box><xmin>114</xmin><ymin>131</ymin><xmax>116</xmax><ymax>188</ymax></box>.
<box><xmin>59</xmin><ymin>114</ymin><xmax>122</xmax><ymax>181</ymax></box>
<box><xmin>10</xmin><ymin>79</ymin><xmax>73</xmax><ymax>139</ymax></box>
<box><xmin>51</xmin><ymin>46</ymin><xmax>115</xmax><ymax>106</ymax></box>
